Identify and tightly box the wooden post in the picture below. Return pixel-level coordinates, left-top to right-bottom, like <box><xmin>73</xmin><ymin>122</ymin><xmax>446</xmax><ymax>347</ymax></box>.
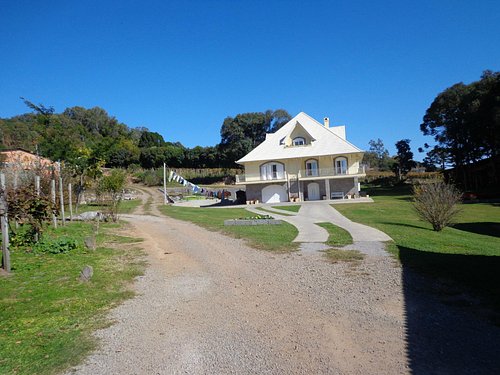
<box><xmin>59</xmin><ymin>177</ymin><xmax>65</xmax><ymax>225</ymax></box>
<box><xmin>51</xmin><ymin>179</ymin><xmax>57</xmax><ymax>228</ymax></box>
<box><xmin>163</xmin><ymin>163</ymin><xmax>167</xmax><ymax>205</ymax></box>
<box><xmin>0</xmin><ymin>173</ymin><xmax>10</xmax><ymax>273</ymax></box>
<box><xmin>35</xmin><ymin>175</ymin><xmax>40</xmax><ymax>196</ymax></box>
<box><xmin>68</xmin><ymin>183</ymin><xmax>73</xmax><ymax>221</ymax></box>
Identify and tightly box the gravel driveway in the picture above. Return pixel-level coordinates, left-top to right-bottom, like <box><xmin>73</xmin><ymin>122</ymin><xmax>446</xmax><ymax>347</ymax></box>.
<box><xmin>66</xmin><ymin>187</ymin><xmax>500</xmax><ymax>374</ymax></box>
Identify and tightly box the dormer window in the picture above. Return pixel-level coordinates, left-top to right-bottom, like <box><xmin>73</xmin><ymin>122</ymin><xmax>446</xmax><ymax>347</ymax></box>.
<box><xmin>292</xmin><ymin>137</ymin><xmax>305</xmax><ymax>146</ymax></box>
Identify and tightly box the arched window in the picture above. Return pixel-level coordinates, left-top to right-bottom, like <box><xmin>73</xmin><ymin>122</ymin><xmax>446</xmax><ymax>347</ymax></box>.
<box><xmin>260</xmin><ymin>162</ymin><xmax>285</xmax><ymax>180</ymax></box>
<box><xmin>305</xmin><ymin>159</ymin><xmax>319</xmax><ymax>176</ymax></box>
<box><xmin>334</xmin><ymin>157</ymin><xmax>348</xmax><ymax>175</ymax></box>
<box><xmin>292</xmin><ymin>137</ymin><xmax>305</xmax><ymax>146</ymax></box>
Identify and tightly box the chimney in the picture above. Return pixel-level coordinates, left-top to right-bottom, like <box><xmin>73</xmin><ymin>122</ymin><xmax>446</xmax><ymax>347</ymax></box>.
<box><xmin>323</xmin><ymin>117</ymin><xmax>330</xmax><ymax>128</ymax></box>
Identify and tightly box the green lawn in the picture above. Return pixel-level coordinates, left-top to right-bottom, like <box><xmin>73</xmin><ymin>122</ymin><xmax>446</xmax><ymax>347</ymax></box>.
<box><xmin>159</xmin><ymin>206</ymin><xmax>298</xmax><ymax>252</ymax></box>
<box><xmin>253</xmin><ymin>207</ymin><xmax>296</xmax><ymax>216</ymax></box>
<box><xmin>334</xmin><ymin>185</ymin><xmax>500</xmax><ymax>256</ymax></box>
<box><xmin>0</xmin><ymin>222</ymin><xmax>145</xmax><ymax>375</ymax></box>
<box><xmin>317</xmin><ymin>222</ymin><xmax>353</xmax><ymax>247</ymax></box>
<box><xmin>270</xmin><ymin>205</ymin><xmax>301</xmax><ymax>213</ymax></box>
<box><xmin>334</xmin><ymin>185</ymin><xmax>500</xmax><ymax>307</ymax></box>
<box><xmin>316</xmin><ymin>222</ymin><xmax>362</xmax><ymax>263</ymax></box>
<box><xmin>74</xmin><ymin>198</ymin><xmax>141</xmax><ymax>216</ymax></box>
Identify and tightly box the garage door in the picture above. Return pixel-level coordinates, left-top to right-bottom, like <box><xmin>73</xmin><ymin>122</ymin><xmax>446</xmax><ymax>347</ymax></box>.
<box><xmin>262</xmin><ymin>185</ymin><xmax>287</xmax><ymax>203</ymax></box>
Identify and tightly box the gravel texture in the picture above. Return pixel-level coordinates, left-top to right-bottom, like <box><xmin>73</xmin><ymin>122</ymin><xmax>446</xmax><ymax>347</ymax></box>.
<box><xmin>66</xmin><ymin>187</ymin><xmax>500</xmax><ymax>375</ymax></box>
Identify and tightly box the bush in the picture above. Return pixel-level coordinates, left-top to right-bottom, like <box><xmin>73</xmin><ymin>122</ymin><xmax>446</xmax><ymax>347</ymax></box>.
<box><xmin>34</xmin><ymin>237</ymin><xmax>79</xmax><ymax>254</ymax></box>
<box><xmin>413</xmin><ymin>181</ymin><xmax>462</xmax><ymax>231</ymax></box>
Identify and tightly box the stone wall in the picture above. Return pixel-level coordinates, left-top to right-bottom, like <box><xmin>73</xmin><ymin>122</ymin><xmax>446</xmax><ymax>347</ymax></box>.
<box><xmin>329</xmin><ymin>177</ymin><xmax>358</xmax><ymax>197</ymax></box>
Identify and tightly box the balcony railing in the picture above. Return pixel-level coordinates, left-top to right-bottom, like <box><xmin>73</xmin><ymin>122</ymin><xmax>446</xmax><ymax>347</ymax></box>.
<box><xmin>236</xmin><ymin>166</ymin><xmax>365</xmax><ymax>183</ymax></box>
<box><xmin>299</xmin><ymin>166</ymin><xmax>365</xmax><ymax>178</ymax></box>
<box><xmin>236</xmin><ymin>172</ymin><xmax>286</xmax><ymax>183</ymax></box>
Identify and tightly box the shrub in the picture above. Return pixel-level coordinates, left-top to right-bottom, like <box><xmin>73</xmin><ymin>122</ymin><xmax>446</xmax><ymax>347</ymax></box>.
<box><xmin>413</xmin><ymin>181</ymin><xmax>462</xmax><ymax>231</ymax></box>
<box><xmin>34</xmin><ymin>237</ymin><xmax>79</xmax><ymax>254</ymax></box>
<box><xmin>96</xmin><ymin>169</ymin><xmax>127</xmax><ymax>222</ymax></box>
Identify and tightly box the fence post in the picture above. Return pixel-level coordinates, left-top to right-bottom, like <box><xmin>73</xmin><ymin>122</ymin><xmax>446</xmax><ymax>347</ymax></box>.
<box><xmin>35</xmin><ymin>175</ymin><xmax>40</xmax><ymax>196</ymax></box>
<box><xmin>163</xmin><ymin>163</ymin><xmax>167</xmax><ymax>205</ymax></box>
<box><xmin>68</xmin><ymin>183</ymin><xmax>73</xmax><ymax>221</ymax></box>
<box><xmin>0</xmin><ymin>173</ymin><xmax>10</xmax><ymax>272</ymax></box>
<box><xmin>51</xmin><ymin>179</ymin><xmax>57</xmax><ymax>229</ymax></box>
<box><xmin>59</xmin><ymin>176</ymin><xmax>65</xmax><ymax>225</ymax></box>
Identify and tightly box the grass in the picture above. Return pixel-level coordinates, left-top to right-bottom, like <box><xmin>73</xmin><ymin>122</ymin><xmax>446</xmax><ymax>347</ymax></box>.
<box><xmin>316</xmin><ymin>222</ymin><xmax>362</xmax><ymax>263</ymax></box>
<box><xmin>253</xmin><ymin>207</ymin><xmax>296</xmax><ymax>216</ymax></box>
<box><xmin>143</xmin><ymin>196</ymin><xmax>153</xmax><ymax>214</ymax></box>
<box><xmin>159</xmin><ymin>205</ymin><xmax>298</xmax><ymax>252</ymax></box>
<box><xmin>317</xmin><ymin>222</ymin><xmax>353</xmax><ymax>247</ymax></box>
<box><xmin>333</xmin><ymin>185</ymin><xmax>500</xmax><ymax>256</ymax></box>
<box><xmin>323</xmin><ymin>248</ymin><xmax>364</xmax><ymax>263</ymax></box>
<box><xmin>74</xmin><ymin>198</ymin><xmax>141</xmax><ymax>215</ymax></box>
<box><xmin>270</xmin><ymin>205</ymin><xmax>301</xmax><ymax>213</ymax></box>
<box><xmin>0</xmin><ymin>222</ymin><xmax>146</xmax><ymax>375</ymax></box>
<box><xmin>333</xmin><ymin>184</ymin><xmax>500</xmax><ymax>308</ymax></box>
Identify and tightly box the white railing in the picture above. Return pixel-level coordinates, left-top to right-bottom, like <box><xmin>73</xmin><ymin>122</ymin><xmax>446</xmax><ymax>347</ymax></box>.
<box><xmin>236</xmin><ymin>166</ymin><xmax>365</xmax><ymax>183</ymax></box>
<box><xmin>236</xmin><ymin>172</ymin><xmax>286</xmax><ymax>183</ymax></box>
<box><xmin>299</xmin><ymin>166</ymin><xmax>365</xmax><ymax>178</ymax></box>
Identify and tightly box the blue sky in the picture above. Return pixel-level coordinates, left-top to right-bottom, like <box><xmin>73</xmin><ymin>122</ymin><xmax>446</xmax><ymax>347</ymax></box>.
<box><xmin>1</xmin><ymin>1</ymin><xmax>499</xmax><ymax>158</ymax></box>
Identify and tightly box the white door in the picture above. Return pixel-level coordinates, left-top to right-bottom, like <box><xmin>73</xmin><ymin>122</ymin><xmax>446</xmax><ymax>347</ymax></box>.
<box><xmin>262</xmin><ymin>185</ymin><xmax>287</xmax><ymax>203</ymax></box>
<box><xmin>307</xmin><ymin>182</ymin><xmax>320</xmax><ymax>200</ymax></box>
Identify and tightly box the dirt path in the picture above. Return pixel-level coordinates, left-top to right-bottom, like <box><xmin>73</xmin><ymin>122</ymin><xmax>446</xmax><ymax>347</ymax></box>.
<box><xmin>67</xmin><ymin>186</ymin><xmax>499</xmax><ymax>374</ymax></box>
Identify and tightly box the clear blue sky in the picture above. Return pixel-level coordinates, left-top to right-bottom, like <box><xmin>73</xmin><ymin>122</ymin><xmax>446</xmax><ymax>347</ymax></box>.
<box><xmin>1</xmin><ymin>0</ymin><xmax>499</xmax><ymax>158</ymax></box>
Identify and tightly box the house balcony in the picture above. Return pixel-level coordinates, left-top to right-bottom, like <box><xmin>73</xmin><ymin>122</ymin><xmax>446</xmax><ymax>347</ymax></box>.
<box><xmin>298</xmin><ymin>166</ymin><xmax>365</xmax><ymax>179</ymax></box>
<box><xmin>235</xmin><ymin>172</ymin><xmax>287</xmax><ymax>184</ymax></box>
<box><xmin>235</xmin><ymin>166</ymin><xmax>365</xmax><ymax>184</ymax></box>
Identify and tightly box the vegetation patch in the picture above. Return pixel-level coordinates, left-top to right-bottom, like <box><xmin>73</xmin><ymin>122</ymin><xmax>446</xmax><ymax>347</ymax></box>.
<box><xmin>334</xmin><ymin>185</ymin><xmax>500</xmax><ymax>310</ymax></box>
<box><xmin>252</xmin><ymin>207</ymin><xmax>296</xmax><ymax>216</ymax></box>
<box><xmin>323</xmin><ymin>248</ymin><xmax>364</xmax><ymax>263</ymax></box>
<box><xmin>0</xmin><ymin>222</ymin><xmax>146</xmax><ymax>375</ymax></box>
<box><xmin>159</xmin><ymin>206</ymin><xmax>298</xmax><ymax>252</ymax></box>
<box><xmin>317</xmin><ymin>222</ymin><xmax>353</xmax><ymax>247</ymax></box>
<box><xmin>270</xmin><ymin>205</ymin><xmax>301</xmax><ymax>213</ymax></box>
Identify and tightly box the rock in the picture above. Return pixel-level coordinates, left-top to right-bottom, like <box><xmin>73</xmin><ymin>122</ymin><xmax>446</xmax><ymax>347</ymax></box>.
<box><xmin>79</xmin><ymin>265</ymin><xmax>93</xmax><ymax>282</ymax></box>
<box><xmin>84</xmin><ymin>236</ymin><xmax>96</xmax><ymax>251</ymax></box>
<box><xmin>74</xmin><ymin>211</ymin><xmax>103</xmax><ymax>221</ymax></box>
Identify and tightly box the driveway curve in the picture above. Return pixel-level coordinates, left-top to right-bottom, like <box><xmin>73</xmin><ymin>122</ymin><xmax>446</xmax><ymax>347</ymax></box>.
<box><xmin>248</xmin><ymin>202</ymin><xmax>392</xmax><ymax>257</ymax></box>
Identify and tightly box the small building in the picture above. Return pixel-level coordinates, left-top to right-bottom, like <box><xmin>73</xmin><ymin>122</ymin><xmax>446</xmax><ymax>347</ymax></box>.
<box><xmin>0</xmin><ymin>148</ymin><xmax>58</xmax><ymax>176</ymax></box>
<box><xmin>236</xmin><ymin>112</ymin><xmax>366</xmax><ymax>203</ymax></box>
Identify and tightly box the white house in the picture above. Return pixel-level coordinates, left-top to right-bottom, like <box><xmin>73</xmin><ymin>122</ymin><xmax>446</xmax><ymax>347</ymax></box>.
<box><xmin>235</xmin><ymin>112</ymin><xmax>365</xmax><ymax>203</ymax></box>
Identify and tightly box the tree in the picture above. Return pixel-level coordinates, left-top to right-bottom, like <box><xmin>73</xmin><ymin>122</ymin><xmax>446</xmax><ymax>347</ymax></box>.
<box><xmin>20</xmin><ymin>97</ymin><xmax>54</xmax><ymax>125</ymax></box>
<box><xmin>362</xmin><ymin>138</ymin><xmax>392</xmax><ymax>170</ymax></box>
<box><xmin>139</xmin><ymin>147</ymin><xmax>165</xmax><ymax>169</ymax></box>
<box><xmin>107</xmin><ymin>139</ymin><xmax>140</xmax><ymax>167</ymax></box>
<box><xmin>138</xmin><ymin>131</ymin><xmax>165</xmax><ymax>148</ymax></box>
<box><xmin>420</xmin><ymin>71</ymin><xmax>500</xmax><ymax>188</ymax></box>
<box><xmin>97</xmin><ymin>169</ymin><xmax>127</xmax><ymax>222</ymax></box>
<box><xmin>219</xmin><ymin>109</ymin><xmax>291</xmax><ymax>166</ymax></box>
<box><xmin>392</xmin><ymin>139</ymin><xmax>416</xmax><ymax>181</ymax></box>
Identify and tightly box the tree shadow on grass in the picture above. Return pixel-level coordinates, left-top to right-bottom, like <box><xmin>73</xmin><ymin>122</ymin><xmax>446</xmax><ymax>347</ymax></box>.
<box><xmin>399</xmin><ymin>246</ymin><xmax>500</xmax><ymax>374</ymax></box>
<box><xmin>381</xmin><ymin>222</ymin><xmax>431</xmax><ymax>231</ymax></box>
<box><xmin>452</xmin><ymin>222</ymin><xmax>500</xmax><ymax>238</ymax></box>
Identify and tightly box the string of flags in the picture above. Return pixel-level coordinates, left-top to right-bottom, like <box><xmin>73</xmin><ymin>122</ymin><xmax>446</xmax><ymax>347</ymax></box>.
<box><xmin>168</xmin><ymin>171</ymin><xmax>206</xmax><ymax>194</ymax></box>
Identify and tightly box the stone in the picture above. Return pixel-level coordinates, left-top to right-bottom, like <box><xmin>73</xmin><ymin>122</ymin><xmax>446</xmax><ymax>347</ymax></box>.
<box><xmin>84</xmin><ymin>236</ymin><xmax>96</xmax><ymax>251</ymax></box>
<box><xmin>79</xmin><ymin>265</ymin><xmax>93</xmax><ymax>282</ymax></box>
<box><xmin>224</xmin><ymin>219</ymin><xmax>282</xmax><ymax>226</ymax></box>
<box><xmin>74</xmin><ymin>211</ymin><xmax>103</xmax><ymax>221</ymax></box>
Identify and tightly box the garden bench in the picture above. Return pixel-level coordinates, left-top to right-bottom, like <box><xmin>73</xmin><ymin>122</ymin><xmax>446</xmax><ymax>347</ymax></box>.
<box><xmin>330</xmin><ymin>191</ymin><xmax>345</xmax><ymax>199</ymax></box>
